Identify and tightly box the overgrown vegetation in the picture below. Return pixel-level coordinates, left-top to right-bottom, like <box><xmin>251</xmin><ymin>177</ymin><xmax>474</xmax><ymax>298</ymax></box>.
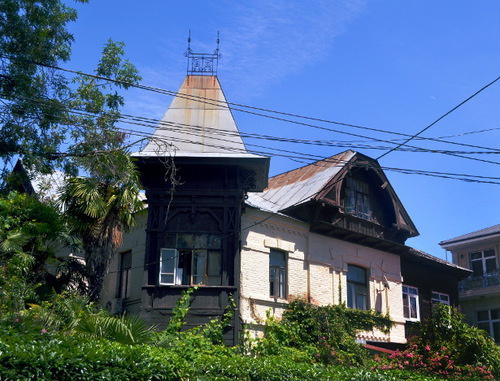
<box><xmin>250</xmin><ymin>298</ymin><xmax>393</xmax><ymax>366</ymax></box>
<box><xmin>2</xmin><ymin>286</ymin><xmax>498</xmax><ymax>380</ymax></box>
<box><xmin>373</xmin><ymin>304</ymin><xmax>500</xmax><ymax>380</ymax></box>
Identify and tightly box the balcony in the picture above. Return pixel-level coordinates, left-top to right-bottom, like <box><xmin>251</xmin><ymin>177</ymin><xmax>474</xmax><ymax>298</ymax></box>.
<box><xmin>459</xmin><ymin>269</ymin><xmax>500</xmax><ymax>292</ymax></box>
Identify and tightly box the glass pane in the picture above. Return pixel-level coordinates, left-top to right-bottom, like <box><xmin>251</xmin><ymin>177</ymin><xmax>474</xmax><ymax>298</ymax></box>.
<box><xmin>469</xmin><ymin>252</ymin><xmax>482</xmax><ymax>260</ymax></box>
<box><xmin>207</xmin><ymin>251</ymin><xmax>221</xmax><ymax>286</ymax></box>
<box><xmin>356</xmin><ymin>284</ymin><xmax>367</xmax><ymax>310</ymax></box>
<box><xmin>279</xmin><ymin>268</ymin><xmax>286</xmax><ymax>298</ymax></box>
<box><xmin>477</xmin><ymin>310</ymin><xmax>489</xmax><ymax>322</ymax></box>
<box><xmin>193</xmin><ymin>234</ymin><xmax>208</xmax><ymax>248</ymax></box>
<box><xmin>207</xmin><ymin>235</ymin><xmax>222</xmax><ymax>249</ymax></box>
<box><xmin>485</xmin><ymin>258</ymin><xmax>496</xmax><ymax>273</ymax></box>
<box><xmin>176</xmin><ymin>234</ymin><xmax>189</xmax><ymax>249</ymax></box>
<box><xmin>160</xmin><ymin>273</ymin><xmax>174</xmax><ymax>284</ymax></box>
<box><xmin>470</xmin><ymin>260</ymin><xmax>483</xmax><ymax>276</ymax></box>
<box><xmin>121</xmin><ymin>251</ymin><xmax>132</xmax><ymax>269</ymax></box>
<box><xmin>178</xmin><ymin>251</ymin><xmax>191</xmax><ymax>285</ymax></box>
<box><xmin>160</xmin><ymin>249</ymin><xmax>176</xmax><ymax>285</ymax></box>
<box><xmin>492</xmin><ymin>322</ymin><xmax>500</xmax><ymax>343</ymax></box>
<box><xmin>347</xmin><ymin>265</ymin><xmax>366</xmax><ymax>283</ymax></box>
<box><xmin>270</xmin><ymin>250</ymin><xmax>285</xmax><ymax>267</ymax></box>
<box><xmin>491</xmin><ymin>309</ymin><xmax>500</xmax><ymax>320</ymax></box>
<box><xmin>270</xmin><ymin>267</ymin><xmax>277</xmax><ymax>296</ymax></box>
<box><xmin>484</xmin><ymin>249</ymin><xmax>496</xmax><ymax>258</ymax></box>
<box><xmin>402</xmin><ymin>294</ymin><xmax>409</xmax><ymax>318</ymax></box>
<box><xmin>192</xmin><ymin>250</ymin><xmax>206</xmax><ymax>284</ymax></box>
<box><xmin>409</xmin><ymin>287</ymin><xmax>418</xmax><ymax>295</ymax></box>
<box><xmin>347</xmin><ymin>282</ymin><xmax>354</xmax><ymax>308</ymax></box>
<box><xmin>410</xmin><ymin>296</ymin><xmax>418</xmax><ymax>319</ymax></box>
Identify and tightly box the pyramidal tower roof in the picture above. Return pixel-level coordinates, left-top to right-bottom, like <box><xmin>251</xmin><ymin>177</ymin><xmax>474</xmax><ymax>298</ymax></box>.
<box><xmin>136</xmin><ymin>75</ymin><xmax>259</xmax><ymax>159</ymax></box>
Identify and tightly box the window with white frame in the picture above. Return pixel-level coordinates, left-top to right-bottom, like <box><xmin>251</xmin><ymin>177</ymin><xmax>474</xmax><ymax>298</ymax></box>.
<box><xmin>476</xmin><ymin>309</ymin><xmax>500</xmax><ymax>344</ymax></box>
<box><xmin>269</xmin><ymin>249</ymin><xmax>287</xmax><ymax>298</ymax></box>
<box><xmin>431</xmin><ymin>291</ymin><xmax>450</xmax><ymax>305</ymax></box>
<box><xmin>159</xmin><ymin>234</ymin><xmax>222</xmax><ymax>286</ymax></box>
<box><xmin>347</xmin><ymin>265</ymin><xmax>368</xmax><ymax>310</ymax></box>
<box><xmin>469</xmin><ymin>249</ymin><xmax>496</xmax><ymax>276</ymax></box>
<box><xmin>402</xmin><ymin>285</ymin><xmax>420</xmax><ymax>321</ymax></box>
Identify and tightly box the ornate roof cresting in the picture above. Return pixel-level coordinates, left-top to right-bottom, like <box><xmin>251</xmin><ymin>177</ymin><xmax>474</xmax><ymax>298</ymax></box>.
<box><xmin>185</xmin><ymin>31</ymin><xmax>221</xmax><ymax>76</ymax></box>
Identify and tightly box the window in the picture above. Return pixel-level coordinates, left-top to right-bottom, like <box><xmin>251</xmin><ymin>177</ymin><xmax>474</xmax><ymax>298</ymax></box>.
<box><xmin>344</xmin><ymin>177</ymin><xmax>371</xmax><ymax>220</ymax></box>
<box><xmin>431</xmin><ymin>291</ymin><xmax>450</xmax><ymax>305</ymax></box>
<box><xmin>269</xmin><ymin>249</ymin><xmax>287</xmax><ymax>298</ymax></box>
<box><xmin>160</xmin><ymin>234</ymin><xmax>222</xmax><ymax>286</ymax></box>
<box><xmin>347</xmin><ymin>265</ymin><xmax>368</xmax><ymax>310</ymax></box>
<box><xmin>469</xmin><ymin>249</ymin><xmax>496</xmax><ymax>276</ymax></box>
<box><xmin>118</xmin><ymin>250</ymin><xmax>132</xmax><ymax>299</ymax></box>
<box><xmin>402</xmin><ymin>285</ymin><xmax>420</xmax><ymax>321</ymax></box>
<box><xmin>476</xmin><ymin>309</ymin><xmax>500</xmax><ymax>344</ymax></box>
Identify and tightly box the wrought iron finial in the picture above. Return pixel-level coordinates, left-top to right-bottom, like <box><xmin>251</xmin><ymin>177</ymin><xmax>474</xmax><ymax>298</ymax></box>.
<box><xmin>184</xmin><ymin>32</ymin><xmax>221</xmax><ymax>76</ymax></box>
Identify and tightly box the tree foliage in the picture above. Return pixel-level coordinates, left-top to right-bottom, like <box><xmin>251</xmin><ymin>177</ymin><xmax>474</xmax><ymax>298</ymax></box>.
<box><xmin>59</xmin><ymin>152</ymin><xmax>144</xmax><ymax>302</ymax></box>
<box><xmin>0</xmin><ymin>0</ymin><xmax>141</xmax><ymax>179</ymax></box>
<box><xmin>0</xmin><ymin>191</ymin><xmax>70</xmax><ymax>311</ymax></box>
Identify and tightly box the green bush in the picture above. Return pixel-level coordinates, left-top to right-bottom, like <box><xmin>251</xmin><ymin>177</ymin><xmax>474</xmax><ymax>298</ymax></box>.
<box><xmin>251</xmin><ymin>298</ymin><xmax>392</xmax><ymax>366</ymax></box>
<box><xmin>0</xmin><ymin>332</ymin><xmax>189</xmax><ymax>380</ymax></box>
<box><xmin>373</xmin><ymin>304</ymin><xmax>500</xmax><ymax>380</ymax></box>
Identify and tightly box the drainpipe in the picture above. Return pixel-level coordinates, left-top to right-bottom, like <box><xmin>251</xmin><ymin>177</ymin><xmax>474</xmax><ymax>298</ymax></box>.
<box><xmin>306</xmin><ymin>232</ymin><xmax>311</xmax><ymax>302</ymax></box>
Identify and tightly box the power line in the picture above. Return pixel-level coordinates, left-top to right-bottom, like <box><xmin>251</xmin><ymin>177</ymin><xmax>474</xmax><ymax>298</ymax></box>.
<box><xmin>1</xmin><ymin>94</ymin><xmax>500</xmax><ymax>185</ymax></box>
<box><xmin>2</xmin><ymin>54</ymin><xmax>499</xmax><ymax>156</ymax></box>
<box><xmin>2</xmin><ymin>90</ymin><xmax>500</xmax><ymax>166</ymax></box>
<box><xmin>376</xmin><ymin>75</ymin><xmax>500</xmax><ymax>161</ymax></box>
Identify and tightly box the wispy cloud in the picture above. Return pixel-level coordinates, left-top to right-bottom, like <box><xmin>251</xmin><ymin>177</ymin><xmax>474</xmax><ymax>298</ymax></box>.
<box><xmin>123</xmin><ymin>0</ymin><xmax>366</xmax><ymax>120</ymax></box>
<box><xmin>219</xmin><ymin>0</ymin><xmax>367</xmax><ymax>101</ymax></box>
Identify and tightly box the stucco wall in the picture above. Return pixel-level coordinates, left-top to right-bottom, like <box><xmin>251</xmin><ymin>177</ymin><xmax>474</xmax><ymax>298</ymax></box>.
<box><xmin>101</xmin><ymin>210</ymin><xmax>147</xmax><ymax>314</ymax></box>
<box><xmin>240</xmin><ymin>207</ymin><xmax>406</xmax><ymax>344</ymax></box>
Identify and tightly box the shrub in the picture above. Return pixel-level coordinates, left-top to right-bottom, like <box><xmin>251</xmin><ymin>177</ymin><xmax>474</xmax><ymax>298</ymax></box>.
<box><xmin>373</xmin><ymin>304</ymin><xmax>500</xmax><ymax>380</ymax></box>
<box><xmin>251</xmin><ymin>298</ymin><xmax>393</xmax><ymax>366</ymax></box>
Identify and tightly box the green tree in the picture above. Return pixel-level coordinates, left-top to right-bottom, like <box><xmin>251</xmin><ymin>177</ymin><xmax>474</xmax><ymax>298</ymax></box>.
<box><xmin>1</xmin><ymin>0</ymin><xmax>143</xmax><ymax>303</ymax></box>
<box><xmin>0</xmin><ymin>0</ymin><xmax>83</xmax><ymax>176</ymax></box>
<box><xmin>0</xmin><ymin>191</ymin><xmax>69</xmax><ymax>312</ymax></box>
<box><xmin>60</xmin><ymin>151</ymin><xmax>143</xmax><ymax>302</ymax></box>
<box><xmin>0</xmin><ymin>0</ymin><xmax>141</xmax><ymax>178</ymax></box>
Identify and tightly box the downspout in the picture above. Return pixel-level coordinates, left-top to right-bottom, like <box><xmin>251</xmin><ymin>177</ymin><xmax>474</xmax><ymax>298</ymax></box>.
<box><xmin>306</xmin><ymin>231</ymin><xmax>311</xmax><ymax>302</ymax></box>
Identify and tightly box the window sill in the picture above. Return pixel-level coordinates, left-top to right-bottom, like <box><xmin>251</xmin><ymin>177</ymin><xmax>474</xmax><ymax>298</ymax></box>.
<box><xmin>142</xmin><ymin>284</ymin><xmax>237</xmax><ymax>290</ymax></box>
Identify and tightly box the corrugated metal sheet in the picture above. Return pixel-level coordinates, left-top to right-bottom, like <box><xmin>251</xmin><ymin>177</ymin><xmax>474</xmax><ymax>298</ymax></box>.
<box><xmin>247</xmin><ymin>151</ymin><xmax>355</xmax><ymax>213</ymax></box>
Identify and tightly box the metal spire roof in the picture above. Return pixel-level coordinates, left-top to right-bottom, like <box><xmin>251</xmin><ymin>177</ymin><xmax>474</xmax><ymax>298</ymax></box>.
<box><xmin>134</xmin><ymin>75</ymin><xmax>263</xmax><ymax>160</ymax></box>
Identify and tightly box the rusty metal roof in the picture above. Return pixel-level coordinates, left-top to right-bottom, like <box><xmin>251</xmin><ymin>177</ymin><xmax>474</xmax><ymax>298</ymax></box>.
<box><xmin>247</xmin><ymin>150</ymin><xmax>355</xmax><ymax>213</ymax></box>
<box><xmin>135</xmin><ymin>75</ymin><xmax>262</xmax><ymax>159</ymax></box>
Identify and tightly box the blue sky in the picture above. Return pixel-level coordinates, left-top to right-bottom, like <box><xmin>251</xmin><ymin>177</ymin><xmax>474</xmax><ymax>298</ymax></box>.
<box><xmin>66</xmin><ymin>0</ymin><xmax>500</xmax><ymax>260</ymax></box>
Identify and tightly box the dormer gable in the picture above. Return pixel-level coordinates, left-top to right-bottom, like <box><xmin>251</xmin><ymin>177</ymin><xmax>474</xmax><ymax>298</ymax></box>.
<box><xmin>247</xmin><ymin>150</ymin><xmax>418</xmax><ymax>246</ymax></box>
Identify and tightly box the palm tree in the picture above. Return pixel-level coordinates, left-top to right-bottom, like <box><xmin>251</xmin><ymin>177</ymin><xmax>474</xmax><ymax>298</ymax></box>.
<box><xmin>60</xmin><ymin>152</ymin><xmax>143</xmax><ymax>302</ymax></box>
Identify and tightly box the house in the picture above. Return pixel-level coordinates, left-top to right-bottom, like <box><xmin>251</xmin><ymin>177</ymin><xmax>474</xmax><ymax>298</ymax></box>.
<box><xmin>440</xmin><ymin>225</ymin><xmax>500</xmax><ymax>343</ymax></box>
<box><xmin>99</xmin><ymin>65</ymin><xmax>470</xmax><ymax>347</ymax></box>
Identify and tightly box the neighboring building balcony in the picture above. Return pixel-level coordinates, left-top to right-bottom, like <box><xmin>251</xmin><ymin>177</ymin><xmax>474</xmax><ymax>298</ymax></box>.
<box><xmin>459</xmin><ymin>269</ymin><xmax>500</xmax><ymax>294</ymax></box>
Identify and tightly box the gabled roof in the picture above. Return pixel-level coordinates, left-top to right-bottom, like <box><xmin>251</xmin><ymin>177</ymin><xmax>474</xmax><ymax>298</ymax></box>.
<box><xmin>247</xmin><ymin>151</ymin><xmax>355</xmax><ymax>213</ymax></box>
<box><xmin>10</xmin><ymin>159</ymin><xmax>66</xmax><ymax>202</ymax></box>
<box><xmin>134</xmin><ymin>75</ymin><xmax>263</xmax><ymax>160</ymax></box>
<box><xmin>440</xmin><ymin>224</ymin><xmax>500</xmax><ymax>248</ymax></box>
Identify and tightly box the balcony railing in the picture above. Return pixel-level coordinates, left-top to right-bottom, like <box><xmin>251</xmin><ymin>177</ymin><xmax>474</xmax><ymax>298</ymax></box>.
<box><xmin>459</xmin><ymin>269</ymin><xmax>500</xmax><ymax>292</ymax></box>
